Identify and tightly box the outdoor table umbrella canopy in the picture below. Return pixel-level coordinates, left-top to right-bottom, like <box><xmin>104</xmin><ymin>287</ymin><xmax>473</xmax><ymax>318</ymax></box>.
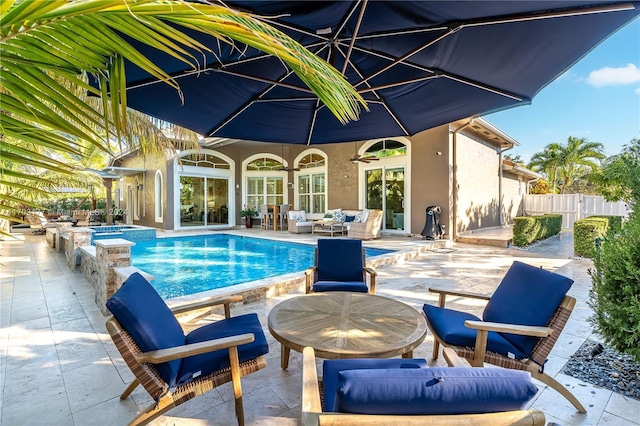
<box><xmin>121</xmin><ymin>1</ymin><xmax>640</xmax><ymax>145</ymax></box>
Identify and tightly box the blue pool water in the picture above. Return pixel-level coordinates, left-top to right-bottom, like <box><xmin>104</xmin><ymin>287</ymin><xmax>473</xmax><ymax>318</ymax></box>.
<box><xmin>130</xmin><ymin>234</ymin><xmax>393</xmax><ymax>299</ymax></box>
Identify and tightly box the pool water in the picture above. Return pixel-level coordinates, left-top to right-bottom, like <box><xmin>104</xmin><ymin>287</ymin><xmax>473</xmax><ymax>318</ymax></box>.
<box><xmin>130</xmin><ymin>234</ymin><xmax>393</xmax><ymax>299</ymax></box>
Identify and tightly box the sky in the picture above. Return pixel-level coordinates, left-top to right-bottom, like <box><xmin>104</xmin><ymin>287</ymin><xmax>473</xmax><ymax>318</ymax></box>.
<box><xmin>486</xmin><ymin>16</ymin><xmax>640</xmax><ymax>164</ymax></box>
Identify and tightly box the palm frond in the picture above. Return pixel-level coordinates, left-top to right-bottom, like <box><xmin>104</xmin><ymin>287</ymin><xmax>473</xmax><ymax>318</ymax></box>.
<box><xmin>1</xmin><ymin>0</ymin><xmax>364</xmax><ymax>224</ymax></box>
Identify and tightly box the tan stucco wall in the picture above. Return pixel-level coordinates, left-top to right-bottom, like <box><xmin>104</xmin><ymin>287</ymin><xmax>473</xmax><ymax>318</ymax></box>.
<box><xmin>408</xmin><ymin>126</ymin><xmax>451</xmax><ymax>236</ymax></box>
<box><xmin>455</xmin><ymin>134</ymin><xmax>501</xmax><ymax>233</ymax></box>
<box><xmin>502</xmin><ymin>172</ymin><xmax>526</xmax><ymax>223</ymax></box>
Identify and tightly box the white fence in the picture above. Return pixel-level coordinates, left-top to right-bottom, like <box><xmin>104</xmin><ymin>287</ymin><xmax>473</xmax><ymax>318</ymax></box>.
<box><xmin>523</xmin><ymin>194</ymin><xmax>631</xmax><ymax>229</ymax></box>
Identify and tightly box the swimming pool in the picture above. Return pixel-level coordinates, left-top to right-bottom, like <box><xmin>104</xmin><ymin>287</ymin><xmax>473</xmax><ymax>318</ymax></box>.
<box><xmin>130</xmin><ymin>234</ymin><xmax>393</xmax><ymax>299</ymax></box>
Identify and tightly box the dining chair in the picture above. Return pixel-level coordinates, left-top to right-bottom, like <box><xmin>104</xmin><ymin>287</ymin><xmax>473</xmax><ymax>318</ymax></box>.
<box><xmin>278</xmin><ymin>204</ymin><xmax>290</xmax><ymax>231</ymax></box>
<box><xmin>259</xmin><ymin>204</ymin><xmax>272</xmax><ymax>230</ymax></box>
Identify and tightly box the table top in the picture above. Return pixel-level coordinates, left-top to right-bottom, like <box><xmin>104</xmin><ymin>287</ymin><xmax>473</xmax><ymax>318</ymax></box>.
<box><xmin>267</xmin><ymin>292</ymin><xmax>428</xmax><ymax>359</ymax></box>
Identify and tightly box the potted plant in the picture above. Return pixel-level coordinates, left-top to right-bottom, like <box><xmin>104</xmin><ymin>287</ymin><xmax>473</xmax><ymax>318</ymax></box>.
<box><xmin>241</xmin><ymin>207</ymin><xmax>256</xmax><ymax>228</ymax></box>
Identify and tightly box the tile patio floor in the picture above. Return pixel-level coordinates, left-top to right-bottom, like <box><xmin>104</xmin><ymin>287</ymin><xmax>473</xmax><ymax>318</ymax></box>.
<box><xmin>1</xmin><ymin>229</ymin><xmax>639</xmax><ymax>425</ymax></box>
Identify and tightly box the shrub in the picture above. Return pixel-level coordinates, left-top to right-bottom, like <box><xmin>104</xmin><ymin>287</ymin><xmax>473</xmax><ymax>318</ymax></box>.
<box><xmin>588</xmin><ymin>213</ymin><xmax>640</xmax><ymax>362</ymax></box>
<box><xmin>574</xmin><ymin>215</ymin><xmax>623</xmax><ymax>258</ymax></box>
<box><xmin>512</xmin><ymin>214</ymin><xmax>562</xmax><ymax>246</ymax></box>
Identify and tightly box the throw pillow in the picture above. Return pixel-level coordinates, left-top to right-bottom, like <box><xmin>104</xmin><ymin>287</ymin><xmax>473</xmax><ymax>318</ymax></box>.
<box><xmin>295</xmin><ymin>215</ymin><xmax>304</xmax><ymax>223</ymax></box>
<box><xmin>360</xmin><ymin>208</ymin><xmax>370</xmax><ymax>223</ymax></box>
<box><xmin>332</xmin><ymin>210</ymin><xmax>345</xmax><ymax>222</ymax></box>
<box><xmin>345</xmin><ymin>215</ymin><xmax>356</xmax><ymax>223</ymax></box>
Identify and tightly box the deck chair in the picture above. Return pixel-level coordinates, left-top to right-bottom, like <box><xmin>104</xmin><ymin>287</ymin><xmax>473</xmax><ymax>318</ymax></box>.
<box><xmin>305</xmin><ymin>239</ymin><xmax>376</xmax><ymax>294</ymax></box>
<box><xmin>423</xmin><ymin>261</ymin><xmax>586</xmax><ymax>413</ymax></box>
<box><xmin>26</xmin><ymin>212</ymin><xmax>48</xmax><ymax>234</ymax></box>
<box><xmin>302</xmin><ymin>347</ymin><xmax>546</xmax><ymax>426</ymax></box>
<box><xmin>106</xmin><ymin>273</ymin><xmax>269</xmax><ymax>426</ymax></box>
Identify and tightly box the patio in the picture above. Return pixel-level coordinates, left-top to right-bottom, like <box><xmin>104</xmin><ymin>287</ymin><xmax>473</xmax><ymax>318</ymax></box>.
<box><xmin>1</xmin><ymin>229</ymin><xmax>638</xmax><ymax>425</ymax></box>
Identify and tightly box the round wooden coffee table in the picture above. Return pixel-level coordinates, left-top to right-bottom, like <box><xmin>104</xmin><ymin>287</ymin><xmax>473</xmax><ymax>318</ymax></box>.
<box><xmin>268</xmin><ymin>292</ymin><xmax>428</xmax><ymax>369</ymax></box>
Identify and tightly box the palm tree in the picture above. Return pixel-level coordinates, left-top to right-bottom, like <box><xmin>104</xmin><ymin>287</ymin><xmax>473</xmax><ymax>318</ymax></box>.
<box><xmin>556</xmin><ymin>137</ymin><xmax>605</xmax><ymax>194</ymax></box>
<box><xmin>0</xmin><ymin>0</ymin><xmax>365</xmax><ymax>231</ymax></box>
<box><xmin>529</xmin><ymin>143</ymin><xmax>563</xmax><ymax>193</ymax></box>
<box><xmin>529</xmin><ymin>137</ymin><xmax>605</xmax><ymax>194</ymax></box>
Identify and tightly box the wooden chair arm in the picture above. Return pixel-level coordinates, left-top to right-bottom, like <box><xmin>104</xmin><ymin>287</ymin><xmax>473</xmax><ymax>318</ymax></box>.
<box><xmin>443</xmin><ymin>347</ymin><xmax>472</xmax><ymax>367</ymax></box>
<box><xmin>464</xmin><ymin>320</ymin><xmax>552</xmax><ymax>337</ymax></box>
<box><xmin>464</xmin><ymin>320</ymin><xmax>552</xmax><ymax>367</ymax></box>
<box><xmin>304</xmin><ymin>267</ymin><xmax>316</xmax><ymax>294</ymax></box>
<box><xmin>170</xmin><ymin>295</ymin><xmax>243</xmax><ymax>318</ymax></box>
<box><xmin>137</xmin><ymin>333</ymin><xmax>255</xmax><ymax>364</ymax></box>
<box><xmin>302</xmin><ymin>347</ymin><xmax>322</xmax><ymax>426</ymax></box>
<box><xmin>429</xmin><ymin>287</ymin><xmax>491</xmax><ymax>307</ymax></box>
<box><xmin>363</xmin><ymin>267</ymin><xmax>377</xmax><ymax>294</ymax></box>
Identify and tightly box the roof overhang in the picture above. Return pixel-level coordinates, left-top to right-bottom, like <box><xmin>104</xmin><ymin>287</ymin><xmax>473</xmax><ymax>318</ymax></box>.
<box><xmin>502</xmin><ymin>159</ymin><xmax>543</xmax><ymax>180</ymax></box>
<box><xmin>450</xmin><ymin>117</ymin><xmax>518</xmax><ymax>151</ymax></box>
<box><xmin>101</xmin><ymin>166</ymin><xmax>146</xmax><ymax>177</ymax></box>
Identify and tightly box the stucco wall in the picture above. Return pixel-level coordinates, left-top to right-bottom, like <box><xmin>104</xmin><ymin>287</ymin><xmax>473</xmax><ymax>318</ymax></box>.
<box><xmin>409</xmin><ymin>126</ymin><xmax>452</xmax><ymax>236</ymax></box>
<box><xmin>455</xmin><ymin>134</ymin><xmax>501</xmax><ymax>233</ymax></box>
<box><xmin>502</xmin><ymin>171</ymin><xmax>526</xmax><ymax>223</ymax></box>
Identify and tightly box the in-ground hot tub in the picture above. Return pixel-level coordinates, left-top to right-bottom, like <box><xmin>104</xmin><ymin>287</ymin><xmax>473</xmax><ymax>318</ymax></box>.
<box><xmin>90</xmin><ymin>225</ymin><xmax>156</xmax><ymax>243</ymax></box>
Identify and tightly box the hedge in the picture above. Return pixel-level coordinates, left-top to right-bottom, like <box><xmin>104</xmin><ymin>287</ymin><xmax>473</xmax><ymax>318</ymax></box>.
<box><xmin>513</xmin><ymin>214</ymin><xmax>562</xmax><ymax>246</ymax></box>
<box><xmin>574</xmin><ymin>215</ymin><xmax>623</xmax><ymax>258</ymax></box>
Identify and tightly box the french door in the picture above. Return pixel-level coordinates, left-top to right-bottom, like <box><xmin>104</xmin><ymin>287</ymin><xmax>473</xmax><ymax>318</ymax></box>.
<box><xmin>364</xmin><ymin>166</ymin><xmax>405</xmax><ymax>231</ymax></box>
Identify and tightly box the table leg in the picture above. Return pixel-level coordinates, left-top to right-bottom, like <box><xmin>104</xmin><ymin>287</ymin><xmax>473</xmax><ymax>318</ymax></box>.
<box><xmin>280</xmin><ymin>344</ymin><xmax>291</xmax><ymax>370</ymax></box>
<box><xmin>402</xmin><ymin>350</ymin><xmax>413</xmax><ymax>358</ymax></box>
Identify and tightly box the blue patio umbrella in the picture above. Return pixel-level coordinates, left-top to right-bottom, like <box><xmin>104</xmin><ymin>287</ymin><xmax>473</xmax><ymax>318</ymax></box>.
<box><xmin>121</xmin><ymin>1</ymin><xmax>640</xmax><ymax>145</ymax></box>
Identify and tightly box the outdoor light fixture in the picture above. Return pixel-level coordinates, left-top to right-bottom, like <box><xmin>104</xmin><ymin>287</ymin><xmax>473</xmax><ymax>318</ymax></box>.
<box><xmin>136</xmin><ymin>184</ymin><xmax>143</xmax><ymax>190</ymax></box>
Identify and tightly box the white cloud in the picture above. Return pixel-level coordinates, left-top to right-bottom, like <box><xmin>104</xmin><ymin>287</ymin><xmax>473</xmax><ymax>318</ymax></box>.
<box><xmin>586</xmin><ymin>64</ymin><xmax>640</xmax><ymax>87</ymax></box>
<box><xmin>636</xmin><ymin>87</ymin><xmax>640</xmax><ymax>95</ymax></box>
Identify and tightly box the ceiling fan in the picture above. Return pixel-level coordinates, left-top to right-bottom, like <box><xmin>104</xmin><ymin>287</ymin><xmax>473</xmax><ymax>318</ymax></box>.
<box><xmin>350</xmin><ymin>142</ymin><xmax>379</xmax><ymax>163</ymax></box>
<box><xmin>279</xmin><ymin>144</ymin><xmax>299</xmax><ymax>171</ymax></box>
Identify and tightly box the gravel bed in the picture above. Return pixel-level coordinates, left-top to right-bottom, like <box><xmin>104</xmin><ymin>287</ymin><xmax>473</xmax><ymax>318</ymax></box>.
<box><xmin>562</xmin><ymin>339</ymin><xmax>640</xmax><ymax>400</ymax></box>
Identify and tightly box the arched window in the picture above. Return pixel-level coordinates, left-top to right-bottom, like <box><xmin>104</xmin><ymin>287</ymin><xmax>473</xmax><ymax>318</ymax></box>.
<box><xmin>154</xmin><ymin>171</ymin><xmax>163</xmax><ymax>222</ymax></box>
<box><xmin>243</xmin><ymin>154</ymin><xmax>287</xmax><ymax>210</ymax></box>
<box><xmin>364</xmin><ymin>139</ymin><xmax>408</xmax><ymax>159</ymax></box>
<box><xmin>294</xmin><ymin>149</ymin><xmax>327</xmax><ymax>217</ymax></box>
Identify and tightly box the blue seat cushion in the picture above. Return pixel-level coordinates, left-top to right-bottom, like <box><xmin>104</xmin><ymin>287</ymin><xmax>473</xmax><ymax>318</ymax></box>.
<box><xmin>313</xmin><ymin>281</ymin><xmax>368</xmax><ymax>293</ymax></box>
<box><xmin>483</xmin><ymin>261</ymin><xmax>573</xmax><ymax>357</ymax></box>
<box><xmin>423</xmin><ymin>304</ymin><xmax>527</xmax><ymax>360</ymax></box>
<box><xmin>316</xmin><ymin>239</ymin><xmax>364</xmax><ymax>283</ymax></box>
<box><xmin>323</xmin><ymin>358</ymin><xmax>428</xmax><ymax>412</ymax></box>
<box><xmin>177</xmin><ymin>313</ymin><xmax>269</xmax><ymax>386</ymax></box>
<box><xmin>106</xmin><ymin>273</ymin><xmax>185</xmax><ymax>387</ymax></box>
<box><xmin>335</xmin><ymin>367</ymin><xmax>537</xmax><ymax>415</ymax></box>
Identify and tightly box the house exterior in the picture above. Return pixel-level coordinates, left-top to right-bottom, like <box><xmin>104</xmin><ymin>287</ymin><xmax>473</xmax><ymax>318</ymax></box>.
<box><xmin>104</xmin><ymin>117</ymin><xmax>539</xmax><ymax>240</ymax></box>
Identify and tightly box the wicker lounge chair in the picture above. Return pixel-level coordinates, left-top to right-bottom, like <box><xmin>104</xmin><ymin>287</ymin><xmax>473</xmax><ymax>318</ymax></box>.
<box><xmin>305</xmin><ymin>239</ymin><xmax>376</xmax><ymax>294</ymax></box>
<box><xmin>423</xmin><ymin>261</ymin><xmax>586</xmax><ymax>413</ymax></box>
<box><xmin>302</xmin><ymin>346</ymin><xmax>546</xmax><ymax>426</ymax></box>
<box><xmin>26</xmin><ymin>212</ymin><xmax>47</xmax><ymax>234</ymax></box>
<box><xmin>106</xmin><ymin>273</ymin><xmax>269</xmax><ymax>426</ymax></box>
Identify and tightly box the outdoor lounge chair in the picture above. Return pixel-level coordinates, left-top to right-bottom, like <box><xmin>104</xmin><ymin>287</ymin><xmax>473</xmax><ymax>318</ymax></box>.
<box><xmin>26</xmin><ymin>211</ymin><xmax>48</xmax><ymax>234</ymax></box>
<box><xmin>105</xmin><ymin>273</ymin><xmax>269</xmax><ymax>426</ymax></box>
<box><xmin>305</xmin><ymin>239</ymin><xmax>376</xmax><ymax>294</ymax></box>
<box><xmin>423</xmin><ymin>261</ymin><xmax>586</xmax><ymax>413</ymax></box>
<box><xmin>302</xmin><ymin>346</ymin><xmax>546</xmax><ymax>426</ymax></box>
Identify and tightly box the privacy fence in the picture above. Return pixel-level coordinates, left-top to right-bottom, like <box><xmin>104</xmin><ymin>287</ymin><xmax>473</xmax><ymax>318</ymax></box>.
<box><xmin>523</xmin><ymin>194</ymin><xmax>630</xmax><ymax>229</ymax></box>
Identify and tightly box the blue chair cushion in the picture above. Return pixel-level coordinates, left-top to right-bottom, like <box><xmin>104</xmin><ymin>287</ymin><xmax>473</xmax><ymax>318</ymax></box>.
<box><xmin>313</xmin><ymin>281</ymin><xmax>368</xmax><ymax>293</ymax></box>
<box><xmin>323</xmin><ymin>358</ymin><xmax>428</xmax><ymax>412</ymax></box>
<box><xmin>423</xmin><ymin>304</ymin><xmax>527</xmax><ymax>360</ymax></box>
<box><xmin>483</xmin><ymin>261</ymin><xmax>573</xmax><ymax>357</ymax></box>
<box><xmin>335</xmin><ymin>367</ymin><xmax>538</xmax><ymax>415</ymax></box>
<box><xmin>106</xmin><ymin>272</ymin><xmax>185</xmax><ymax>387</ymax></box>
<box><xmin>316</xmin><ymin>239</ymin><xmax>364</xmax><ymax>283</ymax></box>
<box><xmin>177</xmin><ymin>313</ymin><xmax>269</xmax><ymax>386</ymax></box>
